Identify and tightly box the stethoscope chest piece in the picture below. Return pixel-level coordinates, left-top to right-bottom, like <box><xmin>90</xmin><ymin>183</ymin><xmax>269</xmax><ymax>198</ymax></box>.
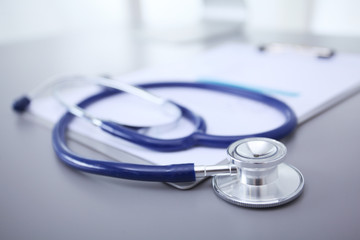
<box><xmin>212</xmin><ymin>138</ymin><xmax>304</xmax><ymax>208</ymax></box>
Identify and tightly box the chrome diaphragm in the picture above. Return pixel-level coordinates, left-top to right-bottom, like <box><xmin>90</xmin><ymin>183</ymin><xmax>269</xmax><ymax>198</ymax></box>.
<box><xmin>212</xmin><ymin>138</ymin><xmax>304</xmax><ymax>208</ymax></box>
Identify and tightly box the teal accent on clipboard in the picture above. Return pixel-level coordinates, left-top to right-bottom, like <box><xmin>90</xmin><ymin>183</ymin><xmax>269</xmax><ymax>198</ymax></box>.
<box><xmin>197</xmin><ymin>79</ymin><xmax>300</xmax><ymax>97</ymax></box>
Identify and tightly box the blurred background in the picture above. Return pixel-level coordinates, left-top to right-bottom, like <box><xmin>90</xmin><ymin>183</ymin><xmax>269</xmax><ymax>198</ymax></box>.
<box><xmin>1</xmin><ymin>0</ymin><xmax>360</xmax><ymax>45</ymax></box>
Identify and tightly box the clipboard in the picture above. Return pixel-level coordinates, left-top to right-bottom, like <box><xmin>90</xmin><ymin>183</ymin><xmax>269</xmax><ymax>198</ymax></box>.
<box><xmin>28</xmin><ymin>42</ymin><xmax>360</xmax><ymax>189</ymax></box>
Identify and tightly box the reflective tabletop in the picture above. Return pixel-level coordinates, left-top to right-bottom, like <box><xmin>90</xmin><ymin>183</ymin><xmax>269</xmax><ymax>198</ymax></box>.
<box><xmin>1</xmin><ymin>28</ymin><xmax>360</xmax><ymax>239</ymax></box>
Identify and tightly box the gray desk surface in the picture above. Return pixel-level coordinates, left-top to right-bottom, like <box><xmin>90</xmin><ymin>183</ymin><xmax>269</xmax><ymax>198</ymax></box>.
<box><xmin>1</xmin><ymin>29</ymin><xmax>360</xmax><ymax>240</ymax></box>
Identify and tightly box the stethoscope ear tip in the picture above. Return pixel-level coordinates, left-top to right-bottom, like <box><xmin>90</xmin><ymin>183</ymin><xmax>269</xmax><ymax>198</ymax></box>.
<box><xmin>12</xmin><ymin>96</ymin><xmax>31</xmax><ymax>113</ymax></box>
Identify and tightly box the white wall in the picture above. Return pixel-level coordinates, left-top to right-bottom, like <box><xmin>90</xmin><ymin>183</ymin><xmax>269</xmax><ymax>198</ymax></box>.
<box><xmin>0</xmin><ymin>0</ymin><xmax>130</xmax><ymax>43</ymax></box>
<box><xmin>245</xmin><ymin>0</ymin><xmax>360</xmax><ymax>36</ymax></box>
<box><xmin>311</xmin><ymin>0</ymin><xmax>360</xmax><ymax>36</ymax></box>
<box><xmin>140</xmin><ymin>0</ymin><xmax>202</xmax><ymax>29</ymax></box>
<box><xmin>1</xmin><ymin>0</ymin><xmax>360</xmax><ymax>44</ymax></box>
<box><xmin>245</xmin><ymin>0</ymin><xmax>312</xmax><ymax>33</ymax></box>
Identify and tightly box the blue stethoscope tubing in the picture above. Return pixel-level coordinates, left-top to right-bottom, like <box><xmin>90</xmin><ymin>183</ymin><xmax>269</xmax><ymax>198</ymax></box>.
<box><xmin>52</xmin><ymin>81</ymin><xmax>297</xmax><ymax>182</ymax></box>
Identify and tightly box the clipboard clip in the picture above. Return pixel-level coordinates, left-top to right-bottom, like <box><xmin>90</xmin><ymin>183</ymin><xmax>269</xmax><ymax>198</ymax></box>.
<box><xmin>258</xmin><ymin>43</ymin><xmax>335</xmax><ymax>59</ymax></box>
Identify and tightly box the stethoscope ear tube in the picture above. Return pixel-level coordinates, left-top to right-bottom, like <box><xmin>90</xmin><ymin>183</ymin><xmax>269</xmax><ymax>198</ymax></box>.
<box><xmin>72</xmin><ymin>82</ymin><xmax>297</xmax><ymax>151</ymax></box>
<box><xmin>52</xmin><ymin>112</ymin><xmax>197</xmax><ymax>182</ymax></box>
<box><xmin>99</xmin><ymin>103</ymin><xmax>207</xmax><ymax>152</ymax></box>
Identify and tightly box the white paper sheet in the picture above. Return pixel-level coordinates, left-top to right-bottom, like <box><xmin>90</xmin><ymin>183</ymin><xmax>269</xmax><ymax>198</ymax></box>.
<box><xmin>29</xmin><ymin>43</ymin><xmax>360</xmax><ymax>167</ymax></box>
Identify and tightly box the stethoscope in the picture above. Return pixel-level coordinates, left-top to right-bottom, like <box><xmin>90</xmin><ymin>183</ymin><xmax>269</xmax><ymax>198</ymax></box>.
<box><xmin>13</xmin><ymin>76</ymin><xmax>304</xmax><ymax>208</ymax></box>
